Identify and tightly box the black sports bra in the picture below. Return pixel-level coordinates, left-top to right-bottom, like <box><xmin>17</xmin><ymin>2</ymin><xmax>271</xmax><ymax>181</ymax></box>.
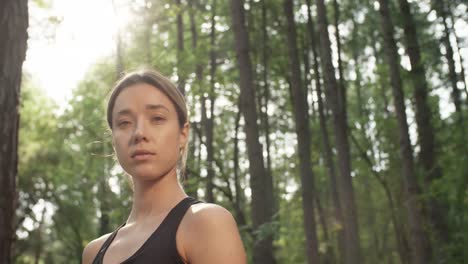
<box><xmin>92</xmin><ymin>197</ymin><xmax>200</xmax><ymax>264</ymax></box>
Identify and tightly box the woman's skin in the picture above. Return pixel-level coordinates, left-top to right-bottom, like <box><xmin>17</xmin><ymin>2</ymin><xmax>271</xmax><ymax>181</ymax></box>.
<box><xmin>82</xmin><ymin>83</ymin><xmax>247</xmax><ymax>264</ymax></box>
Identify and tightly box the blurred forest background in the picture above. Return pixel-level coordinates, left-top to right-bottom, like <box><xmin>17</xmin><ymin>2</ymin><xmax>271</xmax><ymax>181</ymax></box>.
<box><xmin>1</xmin><ymin>0</ymin><xmax>467</xmax><ymax>263</ymax></box>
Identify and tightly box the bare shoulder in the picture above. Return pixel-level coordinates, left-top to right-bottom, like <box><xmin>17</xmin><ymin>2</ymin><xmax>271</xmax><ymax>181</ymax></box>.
<box><xmin>81</xmin><ymin>233</ymin><xmax>112</xmax><ymax>264</ymax></box>
<box><xmin>187</xmin><ymin>203</ymin><xmax>234</xmax><ymax>222</ymax></box>
<box><xmin>179</xmin><ymin>203</ymin><xmax>247</xmax><ymax>264</ymax></box>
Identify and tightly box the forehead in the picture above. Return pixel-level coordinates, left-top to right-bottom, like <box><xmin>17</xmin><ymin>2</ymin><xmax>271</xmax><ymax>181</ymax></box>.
<box><xmin>113</xmin><ymin>83</ymin><xmax>176</xmax><ymax>114</ymax></box>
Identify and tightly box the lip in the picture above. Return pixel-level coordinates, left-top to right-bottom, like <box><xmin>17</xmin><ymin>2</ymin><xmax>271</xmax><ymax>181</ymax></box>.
<box><xmin>131</xmin><ymin>149</ymin><xmax>155</xmax><ymax>159</ymax></box>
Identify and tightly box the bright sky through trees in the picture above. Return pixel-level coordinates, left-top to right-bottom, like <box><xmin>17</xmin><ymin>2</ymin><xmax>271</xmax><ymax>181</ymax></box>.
<box><xmin>23</xmin><ymin>0</ymin><xmax>131</xmax><ymax>103</ymax></box>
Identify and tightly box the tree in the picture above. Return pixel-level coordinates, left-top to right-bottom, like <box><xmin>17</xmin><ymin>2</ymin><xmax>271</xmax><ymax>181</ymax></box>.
<box><xmin>175</xmin><ymin>0</ymin><xmax>186</xmax><ymax>95</ymax></box>
<box><xmin>230</xmin><ymin>0</ymin><xmax>275</xmax><ymax>262</ymax></box>
<box><xmin>0</xmin><ymin>0</ymin><xmax>28</xmax><ymax>262</ymax></box>
<box><xmin>377</xmin><ymin>0</ymin><xmax>432</xmax><ymax>262</ymax></box>
<box><xmin>203</xmin><ymin>0</ymin><xmax>217</xmax><ymax>203</ymax></box>
<box><xmin>314</xmin><ymin>0</ymin><xmax>362</xmax><ymax>263</ymax></box>
<box><xmin>433</xmin><ymin>0</ymin><xmax>463</xmax><ymax>116</ymax></box>
<box><xmin>283</xmin><ymin>0</ymin><xmax>320</xmax><ymax>263</ymax></box>
<box><xmin>397</xmin><ymin>0</ymin><xmax>448</xmax><ymax>247</ymax></box>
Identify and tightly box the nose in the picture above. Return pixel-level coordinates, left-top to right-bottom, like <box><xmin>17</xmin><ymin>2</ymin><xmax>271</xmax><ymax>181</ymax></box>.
<box><xmin>133</xmin><ymin>119</ymin><xmax>148</xmax><ymax>143</ymax></box>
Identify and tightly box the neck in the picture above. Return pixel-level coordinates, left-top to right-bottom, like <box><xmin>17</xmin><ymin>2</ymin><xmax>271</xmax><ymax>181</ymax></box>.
<box><xmin>127</xmin><ymin>168</ymin><xmax>187</xmax><ymax>224</ymax></box>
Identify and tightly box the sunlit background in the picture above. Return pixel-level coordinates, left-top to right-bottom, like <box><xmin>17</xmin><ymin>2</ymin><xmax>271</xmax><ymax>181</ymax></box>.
<box><xmin>24</xmin><ymin>0</ymin><xmax>132</xmax><ymax>103</ymax></box>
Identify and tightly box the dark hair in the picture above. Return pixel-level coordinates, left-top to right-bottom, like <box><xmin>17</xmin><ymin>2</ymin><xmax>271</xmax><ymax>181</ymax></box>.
<box><xmin>107</xmin><ymin>69</ymin><xmax>189</xmax><ymax>178</ymax></box>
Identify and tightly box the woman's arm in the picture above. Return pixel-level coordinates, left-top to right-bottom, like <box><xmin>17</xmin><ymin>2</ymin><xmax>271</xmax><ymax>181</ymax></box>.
<box><xmin>180</xmin><ymin>204</ymin><xmax>247</xmax><ymax>264</ymax></box>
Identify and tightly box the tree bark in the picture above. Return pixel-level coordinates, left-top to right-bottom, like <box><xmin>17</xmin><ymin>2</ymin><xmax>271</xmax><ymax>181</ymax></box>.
<box><xmin>0</xmin><ymin>0</ymin><xmax>28</xmax><ymax>262</ymax></box>
<box><xmin>377</xmin><ymin>0</ymin><xmax>432</xmax><ymax>263</ymax></box>
<box><xmin>204</xmin><ymin>0</ymin><xmax>217</xmax><ymax>203</ymax></box>
<box><xmin>433</xmin><ymin>0</ymin><xmax>462</xmax><ymax>115</ymax></box>
<box><xmin>305</xmin><ymin>1</ymin><xmax>344</xmax><ymax>262</ymax></box>
<box><xmin>314</xmin><ymin>0</ymin><xmax>362</xmax><ymax>263</ymax></box>
<box><xmin>175</xmin><ymin>0</ymin><xmax>186</xmax><ymax>95</ymax></box>
<box><xmin>397</xmin><ymin>0</ymin><xmax>448</xmax><ymax>245</ymax></box>
<box><xmin>233</xmin><ymin>98</ymin><xmax>247</xmax><ymax>227</ymax></box>
<box><xmin>229</xmin><ymin>0</ymin><xmax>275</xmax><ymax>263</ymax></box>
<box><xmin>283</xmin><ymin>0</ymin><xmax>320</xmax><ymax>263</ymax></box>
<box><xmin>332</xmin><ymin>0</ymin><xmax>346</xmax><ymax>112</ymax></box>
<box><xmin>261</xmin><ymin>0</ymin><xmax>273</xmax><ymax>211</ymax></box>
<box><xmin>186</xmin><ymin>0</ymin><xmax>203</xmax><ymax>198</ymax></box>
<box><xmin>447</xmin><ymin>5</ymin><xmax>467</xmax><ymax>97</ymax></box>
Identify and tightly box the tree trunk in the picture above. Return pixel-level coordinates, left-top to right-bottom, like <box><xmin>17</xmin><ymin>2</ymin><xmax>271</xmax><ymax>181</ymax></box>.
<box><xmin>0</xmin><ymin>1</ymin><xmax>28</xmax><ymax>262</ymax></box>
<box><xmin>332</xmin><ymin>0</ymin><xmax>346</xmax><ymax>112</ymax></box>
<box><xmin>314</xmin><ymin>0</ymin><xmax>362</xmax><ymax>263</ymax></box>
<box><xmin>447</xmin><ymin>5</ymin><xmax>467</xmax><ymax>97</ymax></box>
<box><xmin>175</xmin><ymin>0</ymin><xmax>186</xmax><ymax>95</ymax></box>
<box><xmin>204</xmin><ymin>0</ymin><xmax>217</xmax><ymax>203</ymax></box>
<box><xmin>283</xmin><ymin>0</ymin><xmax>320</xmax><ymax>263</ymax></box>
<box><xmin>261</xmin><ymin>0</ymin><xmax>274</xmax><ymax>212</ymax></box>
<box><xmin>186</xmin><ymin>0</ymin><xmax>203</xmax><ymax>198</ymax></box>
<box><xmin>397</xmin><ymin>0</ymin><xmax>449</xmax><ymax>246</ymax></box>
<box><xmin>305</xmin><ymin>1</ymin><xmax>345</xmax><ymax>262</ymax></box>
<box><xmin>233</xmin><ymin>98</ymin><xmax>247</xmax><ymax>227</ymax></box>
<box><xmin>315</xmin><ymin>193</ymin><xmax>334</xmax><ymax>264</ymax></box>
<box><xmin>433</xmin><ymin>0</ymin><xmax>462</xmax><ymax>115</ymax></box>
<box><xmin>229</xmin><ymin>0</ymin><xmax>275</xmax><ymax>263</ymax></box>
<box><xmin>350</xmin><ymin>16</ymin><xmax>364</xmax><ymax>119</ymax></box>
<box><xmin>377</xmin><ymin>0</ymin><xmax>432</xmax><ymax>263</ymax></box>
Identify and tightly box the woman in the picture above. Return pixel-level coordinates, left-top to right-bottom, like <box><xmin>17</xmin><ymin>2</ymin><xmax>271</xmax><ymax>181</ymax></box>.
<box><xmin>82</xmin><ymin>70</ymin><xmax>247</xmax><ymax>264</ymax></box>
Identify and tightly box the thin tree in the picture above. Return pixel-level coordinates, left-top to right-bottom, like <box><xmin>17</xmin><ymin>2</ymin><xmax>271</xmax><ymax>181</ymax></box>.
<box><xmin>233</xmin><ymin>98</ymin><xmax>247</xmax><ymax>227</ymax></box>
<box><xmin>397</xmin><ymin>0</ymin><xmax>448</xmax><ymax>244</ymax></box>
<box><xmin>175</xmin><ymin>0</ymin><xmax>186</xmax><ymax>95</ymax></box>
<box><xmin>260</xmin><ymin>0</ymin><xmax>274</xmax><ymax>210</ymax></box>
<box><xmin>305</xmin><ymin>1</ymin><xmax>344</xmax><ymax>262</ymax></box>
<box><xmin>377</xmin><ymin>0</ymin><xmax>432</xmax><ymax>263</ymax></box>
<box><xmin>314</xmin><ymin>0</ymin><xmax>362</xmax><ymax>263</ymax></box>
<box><xmin>332</xmin><ymin>0</ymin><xmax>346</xmax><ymax>110</ymax></box>
<box><xmin>0</xmin><ymin>0</ymin><xmax>28</xmax><ymax>262</ymax></box>
<box><xmin>186</xmin><ymin>0</ymin><xmax>204</xmax><ymax>198</ymax></box>
<box><xmin>230</xmin><ymin>0</ymin><xmax>275</xmax><ymax>263</ymax></box>
<box><xmin>433</xmin><ymin>0</ymin><xmax>462</xmax><ymax>115</ymax></box>
<box><xmin>203</xmin><ymin>0</ymin><xmax>217</xmax><ymax>203</ymax></box>
<box><xmin>447</xmin><ymin>4</ymin><xmax>467</xmax><ymax>96</ymax></box>
<box><xmin>283</xmin><ymin>0</ymin><xmax>320</xmax><ymax>263</ymax></box>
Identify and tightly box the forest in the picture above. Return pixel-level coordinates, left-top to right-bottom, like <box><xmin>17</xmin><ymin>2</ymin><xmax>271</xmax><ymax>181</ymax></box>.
<box><xmin>1</xmin><ymin>0</ymin><xmax>467</xmax><ymax>263</ymax></box>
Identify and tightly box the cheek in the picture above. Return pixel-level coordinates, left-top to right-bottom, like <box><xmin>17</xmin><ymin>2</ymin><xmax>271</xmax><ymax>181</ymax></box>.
<box><xmin>112</xmin><ymin>134</ymin><xmax>128</xmax><ymax>161</ymax></box>
<box><xmin>158</xmin><ymin>132</ymin><xmax>182</xmax><ymax>159</ymax></box>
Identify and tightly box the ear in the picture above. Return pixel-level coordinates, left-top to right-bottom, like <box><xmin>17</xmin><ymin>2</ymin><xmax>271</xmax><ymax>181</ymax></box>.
<box><xmin>179</xmin><ymin>122</ymin><xmax>190</xmax><ymax>148</ymax></box>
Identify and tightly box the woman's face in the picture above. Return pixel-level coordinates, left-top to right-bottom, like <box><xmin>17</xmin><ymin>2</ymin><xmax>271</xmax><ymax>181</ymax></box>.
<box><xmin>111</xmin><ymin>83</ymin><xmax>188</xmax><ymax>181</ymax></box>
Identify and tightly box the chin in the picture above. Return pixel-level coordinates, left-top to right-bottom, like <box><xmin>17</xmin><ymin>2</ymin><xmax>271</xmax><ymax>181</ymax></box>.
<box><xmin>129</xmin><ymin>164</ymin><xmax>175</xmax><ymax>182</ymax></box>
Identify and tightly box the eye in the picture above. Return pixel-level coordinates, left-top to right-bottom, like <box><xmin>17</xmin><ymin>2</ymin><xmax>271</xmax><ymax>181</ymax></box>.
<box><xmin>117</xmin><ymin>120</ymin><xmax>131</xmax><ymax>128</ymax></box>
<box><xmin>151</xmin><ymin>116</ymin><xmax>166</xmax><ymax>123</ymax></box>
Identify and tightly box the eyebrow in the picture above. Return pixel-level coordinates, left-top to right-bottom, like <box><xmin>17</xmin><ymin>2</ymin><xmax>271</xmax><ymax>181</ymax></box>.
<box><xmin>115</xmin><ymin>104</ymin><xmax>170</xmax><ymax>117</ymax></box>
<box><xmin>145</xmin><ymin>104</ymin><xmax>170</xmax><ymax>112</ymax></box>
